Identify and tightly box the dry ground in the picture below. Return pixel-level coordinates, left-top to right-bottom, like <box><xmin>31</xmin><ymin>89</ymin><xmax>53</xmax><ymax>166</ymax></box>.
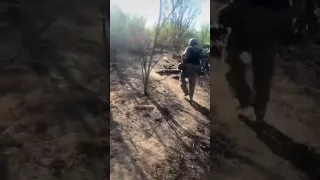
<box><xmin>110</xmin><ymin>52</ymin><xmax>210</xmax><ymax>180</ymax></box>
<box><xmin>209</xmin><ymin>1</ymin><xmax>320</xmax><ymax>179</ymax></box>
<box><xmin>0</xmin><ymin>4</ymin><xmax>110</xmax><ymax>180</ymax></box>
<box><xmin>210</xmin><ymin>54</ymin><xmax>320</xmax><ymax>180</ymax></box>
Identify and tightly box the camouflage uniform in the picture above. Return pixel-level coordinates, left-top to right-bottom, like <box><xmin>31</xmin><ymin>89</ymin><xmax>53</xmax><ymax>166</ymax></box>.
<box><xmin>180</xmin><ymin>38</ymin><xmax>202</xmax><ymax>101</ymax></box>
<box><xmin>219</xmin><ymin>0</ymin><xmax>292</xmax><ymax>121</ymax></box>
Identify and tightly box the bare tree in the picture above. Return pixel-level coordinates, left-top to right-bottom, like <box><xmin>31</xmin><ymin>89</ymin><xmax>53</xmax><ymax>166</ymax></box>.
<box><xmin>155</xmin><ymin>22</ymin><xmax>172</xmax><ymax>52</ymax></box>
<box><xmin>141</xmin><ymin>0</ymin><xmax>183</xmax><ymax>95</ymax></box>
<box><xmin>168</xmin><ymin>0</ymin><xmax>200</xmax><ymax>55</ymax></box>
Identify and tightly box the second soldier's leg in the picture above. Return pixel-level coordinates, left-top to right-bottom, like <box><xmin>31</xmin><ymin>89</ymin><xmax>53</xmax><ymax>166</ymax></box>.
<box><xmin>251</xmin><ymin>43</ymin><xmax>277</xmax><ymax>121</ymax></box>
<box><xmin>188</xmin><ymin>65</ymin><xmax>198</xmax><ymax>101</ymax></box>
<box><xmin>189</xmin><ymin>75</ymin><xmax>196</xmax><ymax>101</ymax></box>
<box><xmin>225</xmin><ymin>43</ymin><xmax>253</xmax><ymax>108</ymax></box>
<box><xmin>180</xmin><ymin>69</ymin><xmax>189</xmax><ymax>96</ymax></box>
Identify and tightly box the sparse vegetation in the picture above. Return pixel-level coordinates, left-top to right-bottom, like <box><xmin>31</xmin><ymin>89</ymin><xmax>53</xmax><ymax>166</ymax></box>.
<box><xmin>110</xmin><ymin>0</ymin><xmax>210</xmax><ymax>179</ymax></box>
<box><xmin>110</xmin><ymin>0</ymin><xmax>210</xmax><ymax>95</ymax></box>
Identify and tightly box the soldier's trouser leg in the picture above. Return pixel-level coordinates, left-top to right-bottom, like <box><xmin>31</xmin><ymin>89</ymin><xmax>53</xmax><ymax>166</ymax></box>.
<box><xmin>180</xmin><ymin>70</ymin><xmax>189</xmax><ymax>96</ymax></box>
<box><xmin>189</xmin><ymin>75</ymin><xmax>196</xmax><ymax>100</ymax></box>
<box><xmin>188</xmin><ymin>64</ymin><xmax>199</xmax><ymax>101</ymax></box>
<box><xmin>225</xmin><ymin>47</ymin><xmax>252</xmax><ymax>107</ymax></box>
<box><xmin>251</xmin><ymin>43</ymin><xmax>277</xmax><ymax>120</ymax></box>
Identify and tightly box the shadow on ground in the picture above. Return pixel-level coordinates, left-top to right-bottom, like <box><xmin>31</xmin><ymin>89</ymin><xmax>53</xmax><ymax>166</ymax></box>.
<box><xmin>112</xmin><ymin>53</ymin><xmax>291</xmax><ymax>179</ymax></box>
<box><xmin>147</xmin><ymin>94</ymin><xmax>210</xmax><ymax>179</ymax></box>
<box><xmin>185</xmin><ymin>98</ymin><xmax>210</xmax><ymax>119</ymax></box>
<box><xmin>111</xmin><ymin>58</ymin><xmax>211</xmax><ymax>179</ymax></box>
<box><xmin>239</xmin><ymin>115</ymin><xmax>320</xmax><ymax>180</ymax></box>
<box><xmin>110</xmin><ymin>113</ymin><xmax>149</xmax><ymax>180</ymax></box>
<box><xmin>208</xmin><ymin>116</ymin><xmax>292</xmax><ymax>180</ymax></box>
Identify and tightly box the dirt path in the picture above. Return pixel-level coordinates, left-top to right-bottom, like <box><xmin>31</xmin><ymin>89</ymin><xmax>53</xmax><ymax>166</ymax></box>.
<box><xmin>110</xmin><ymin>53</ymin><xmax>210</xmax><ymax>180</ymax></box>
<box><xmin>210</xmin><ymin>60</ymin><xmax>320</xmax><ymax>180</ymax></box>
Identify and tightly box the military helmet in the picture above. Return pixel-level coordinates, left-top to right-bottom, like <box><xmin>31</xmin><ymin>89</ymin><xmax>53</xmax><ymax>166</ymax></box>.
<box><xmin>188</xmin><ymin>38</ymin><xmax>199</xmax><ymax>47</ymax></box>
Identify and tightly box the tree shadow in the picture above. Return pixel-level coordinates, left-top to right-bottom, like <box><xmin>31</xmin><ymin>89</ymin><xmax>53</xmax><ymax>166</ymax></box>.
<box><xmin>110</xmin><ymin>60</ymin><xmax>163</xmax><ymax>179</ymax></box>
<box><xmin>115</xmin><ymin>67</ymin><xmax>283</xmax><ymax>178</ymax></box>
<box><xmin>110</xmin><ymin>113</ymin><xmax>149</xmax><ymax>180</ymax></box>
<box><xmin>239</xmin><ymin>115</ymin><xmax>320</xmax><ymax>180</ymax></box>
<box><xmin>112</xmin><ymin>58</ymin><xmax>212</xmax><ymax>178</ymax></box>
<box><xmin>114</xmin><ymin>67</ymin><xmax>211</xmax><ymax>177</ymax></box>
<box><xmin>112</xmin><ymin>53</ymin><xmax>295</xmax><ymax>179</ymax></box>
<box><xmin>147</xmin><ymin>95</ymin><xmax>210</xmax><ymax>173</ymax></box>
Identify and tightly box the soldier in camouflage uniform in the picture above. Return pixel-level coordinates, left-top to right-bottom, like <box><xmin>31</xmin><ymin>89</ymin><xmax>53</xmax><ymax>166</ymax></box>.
<box><xmin>179</xmin><ymin>38</ymin><xmax>203</xmax><ymax>101</ymax></box>
<box><xmin>218</xmin><ymin>0</ymin><xmax>292</xmax><ymax>122</ymax></box>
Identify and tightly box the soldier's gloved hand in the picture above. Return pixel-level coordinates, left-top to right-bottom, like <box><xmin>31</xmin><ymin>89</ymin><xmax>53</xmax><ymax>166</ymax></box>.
<box><xmin>178</xmin><ymin>62</ymin><xmax>185</xmax><ymax>70</ymax></box>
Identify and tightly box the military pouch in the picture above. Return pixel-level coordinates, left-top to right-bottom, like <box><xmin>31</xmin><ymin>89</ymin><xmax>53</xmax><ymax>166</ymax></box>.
<box><xmin>178</xmin><ymin>62</ymin><xmax>185</xmax><ymax>70</ymax></box>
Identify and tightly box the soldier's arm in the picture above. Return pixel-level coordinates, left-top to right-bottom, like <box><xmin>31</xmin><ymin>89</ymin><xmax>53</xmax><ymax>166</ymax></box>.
<box><xmin>181</xmin><ymin>47</ymin><xmax>192</xmax><ymax>62</ymax></box>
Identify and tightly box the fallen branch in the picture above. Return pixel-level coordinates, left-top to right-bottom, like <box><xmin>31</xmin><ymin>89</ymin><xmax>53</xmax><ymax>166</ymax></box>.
<box><xmin>156</xmin><ymin>69</ymin><xmax>181</xmax><ymax>74</ymax></box>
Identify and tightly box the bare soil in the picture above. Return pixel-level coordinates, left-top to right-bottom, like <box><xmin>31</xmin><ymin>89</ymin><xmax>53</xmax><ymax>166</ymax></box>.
<box><xmin>210</xmin><ymin>1</ymin><xmax>320</xmax><ymax>178</ymax></box>
<box><xmin>110</xmin><ymin>52</ymin><xmax>210</xmax><ymax>180</ymax></box>
<box><xmin>0</xmin><ymin>4</ymin><xmax>109</xmax><ymax>180</ymax></box>
<box><xmin>210</xmin><ymin>55</ymin><xmax>320</xmax><ymax>180</ymax></box>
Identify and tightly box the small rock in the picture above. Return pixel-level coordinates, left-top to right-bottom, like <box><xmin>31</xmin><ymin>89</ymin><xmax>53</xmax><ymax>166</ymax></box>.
<box><xmin>155</xmin><ymin>118</ymin><xmax>162</xmax><ymax>122</ymax></box>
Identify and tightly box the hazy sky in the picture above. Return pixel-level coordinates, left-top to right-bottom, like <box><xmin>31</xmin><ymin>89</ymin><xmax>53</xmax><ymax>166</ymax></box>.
<box><xmin>110</xmin><ymin>0</ymin><xmax>210</xmax><ymax>30</ymax></box>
